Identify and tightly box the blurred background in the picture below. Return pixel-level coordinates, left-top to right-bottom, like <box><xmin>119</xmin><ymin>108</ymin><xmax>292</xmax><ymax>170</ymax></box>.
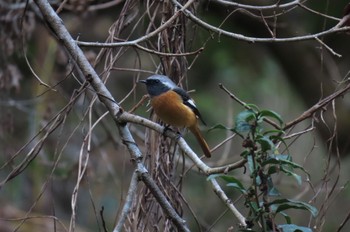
<box><xmin>1</xmin><ymin>0</ymin><xmax>350</xmax><ymax>231</ymax></box>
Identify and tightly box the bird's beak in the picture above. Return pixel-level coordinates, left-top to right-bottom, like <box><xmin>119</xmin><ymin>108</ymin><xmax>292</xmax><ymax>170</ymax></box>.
<box><xmin>138</xmin><ymin>80</ymin><xmax>147</xmax><ymax>84</ymax></box>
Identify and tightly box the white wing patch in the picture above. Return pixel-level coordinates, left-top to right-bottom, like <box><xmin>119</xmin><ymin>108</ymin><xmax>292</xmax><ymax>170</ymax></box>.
<box><xmin>187</xmin><ymin>99</ymin><xmax>197</xmax><ymax>108</ymax></box>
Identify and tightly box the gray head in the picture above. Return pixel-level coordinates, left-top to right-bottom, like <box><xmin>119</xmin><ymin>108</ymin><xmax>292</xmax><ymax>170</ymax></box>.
<box><xmin>139</xmin><ymin>75</ymin><xmax>177</xmax><ymax>97</ymax></box>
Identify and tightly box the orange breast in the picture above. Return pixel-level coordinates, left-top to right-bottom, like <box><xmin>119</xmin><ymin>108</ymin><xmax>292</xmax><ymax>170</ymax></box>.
<box><xmin>151</xmin><ymin>90</ymin><xmax>197</xmax><ymax>128</ymax></box>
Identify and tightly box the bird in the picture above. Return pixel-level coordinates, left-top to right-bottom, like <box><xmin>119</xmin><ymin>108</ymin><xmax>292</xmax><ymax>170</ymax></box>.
<box><xmin>139</xmin><ymin>74</ymin><xmax>211</xmax><ymax>158</ymax></box>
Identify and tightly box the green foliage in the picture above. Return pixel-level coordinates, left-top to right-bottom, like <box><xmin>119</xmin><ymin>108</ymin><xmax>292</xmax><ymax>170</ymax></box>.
<box><xmin>268</xmin><ymin>199</ymin><xmax>318</xmax><ymax>218</ymax></box>
<box><xmin>209</xmin><ymin>107</ymin><xmax>317</xmax><ymax>231</ymax></box>
<box><xmin>277</xmin><ymin>224</ymin><xmax>313</xmax><ymax>232</ymax></box>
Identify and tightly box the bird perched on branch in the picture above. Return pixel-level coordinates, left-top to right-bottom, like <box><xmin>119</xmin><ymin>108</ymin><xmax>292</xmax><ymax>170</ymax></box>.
<box><xmin>140</xmin><ymin>74</ymin><xmax>211</xmax><ymax>158</ymax></box>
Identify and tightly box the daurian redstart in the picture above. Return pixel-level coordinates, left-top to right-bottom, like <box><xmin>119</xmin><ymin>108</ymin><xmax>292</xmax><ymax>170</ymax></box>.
<box><xmin>140</xmin><ymin>75</ymin><xmax>211</xmax><ymax>158</ymax></box>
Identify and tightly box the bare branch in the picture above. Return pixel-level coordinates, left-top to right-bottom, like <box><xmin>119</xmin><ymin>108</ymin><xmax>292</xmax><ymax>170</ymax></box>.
<box><xmin>76</xmin><ymin>0</ymin><xmax>197</xmax><ymax>48</ymax></box>
<box><xmin>298</xmin><ymin>2</ymin><xmax>341</xmax><ymax>21</ymax></box>
<box><xmin>113</xmin><ymin>171</ymin><xmax>139</xmax><ymax>232</ymax></box>
<box><xmin>88</xmin><ymin>0</ymin><xmax>124</xmax><ymax>11</ymax></box>
<box><xmin>171</xmin><ymin>0</ymin><xmax>350</xmax><ymax>43</ymax></box>
<box><xmin>314</xmin><ymin>37</ymin><xmax>342</xmax><ymax>58</ymax></box>
<box><xmin>284</xmin><ymin>82</ymin><xmax>350</xmax><ymax>130</ymax></box>
<box><xmin>210</xmin><ymin>178</ymin><xmax>247</xmax><ymax>227</ymax></box>
<box><xmin>79</xmin><ymin>40</ymin><xmax>204</xmax><ymax>57</ymax></box>
<box><xmin>118</xmin><ymin>112</ymin><xmax>246</xmax><ymax>175</ymax></box>
<box><xmin>23</xmin><ymin>50</ymin><xmax>54</xmax><ymax>89</ymax></box>
<box><xmin>212</xmin><ymin>0</ymin><xmax>303</xmax><ymax>11</ymax></box>
<box><xmin>32</xmin><ymin>1</ymin><xmax>193</xmax><ymax>231</ymax></box>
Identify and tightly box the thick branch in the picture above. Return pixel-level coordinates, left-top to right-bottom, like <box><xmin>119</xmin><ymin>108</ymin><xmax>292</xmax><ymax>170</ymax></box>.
<box><xmin>118</xmin><ymin>112</ymin><xmax>246</xmax><ymax>174</ymax></box>
<box><xmin>210</xmin><ymin>178</ymin><xmax>247</xmax><ymax>227</ymax></box>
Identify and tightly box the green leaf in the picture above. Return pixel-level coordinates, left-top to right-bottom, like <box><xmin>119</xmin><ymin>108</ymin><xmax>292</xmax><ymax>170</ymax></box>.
<box><xmin>235</xmin><ymin>110</ymin><xmax>256</xmax><ymax>133</ymax></box>
<box><xmin>280</xmin><ymin>166</ymin><xmax>302</xmax><ymax>185</ymax></box>
<box><xmin>240</xmin><ymin>150</ymin><xmax>250</xmax><ymax>158</ymax></box>
<box><xmin>263</xmin><ymin>155</ymin><xmax>304</xmax><ymax>185</ymax></box>
<box><xmin>246</xmin><ymin>201</ymin><xmax>260</xmax><ymax>214</ymax></box>
<box><xmin>268</xmin><ymin>186</ymin><xmax>281</xmax><ymax>196</ymax></box>
<box><xmin>259</xmin><ymin>109</ymin><xmax>284</xmax><ymax>125</ymax></box>
<box><xmin>279</xmin><ymin>211</ymin><xmax>292</xmax><ymax>224</ymax></box>
<box><xmin>236</xmin><ymin>110</ymin><xmax>256</xmax><ymax>122</ymax></box>
<box><xmin>246</xmin><ymin>103</ymin><xmax>260</xmax><ymax>112</ymax></box>
<box><xmin>278</xmin><ymin>224</ymin><xmax>313</xmax><ymax>232</ymax></box>
<box><xmin>270</xmin><ymin>154</ymin><xmax>292</xmax><ymax>162</ymax></box>
<box><xmin>262</xmin><ymin>155</ymin><xmax>306</xmax><ymax>174</ymax></box>
<box><xmin>235</xmin><ymin>122</ymin><xmax>251</xmax><ymax>133</ymax></box>
<box><xmin>267</xmin><ymin>177</ymin><xmax>280</xmax><ymax>196</ymax></box>
<box><xmin>221</xmin><ymin>177</ymin><xmax>246</xmax><ymax>194</ymax></box>
<box><xmin>271</xmin><ymin>204</ymin><xmax>292</xmax><ymax>223</ymax></box>
<box><xmin>269</xmin><ymin>135</ymin><xmax>290</xmax><ymax>154</ymax></box>
<box><xmin>267</xmin><ymin>165</ymin><xmax>279</xmax><ymax>175</ymax></box>
<box><xmin>226</xmin><ymin>183</ymin><xmax>247</xmax><ymax>194</ymax></box>
<box><xmin>268</xmin><ymin>199</ymin><xmax>318</xmax><ymax>217</ymax></box>
<box><xmin>255</xmin><ymin>175</ymin><xmax>261</xmax><ymax>185</ymax></box>
<box><xmin>207</xmin><ymin>174</ymin><xmax>247</xmax><ymax>194</ymax></box>
<box><xmin>256</xmin><ymin>135</ymin><xmax>275</xmax><ymax>152</ymax></box>
<box><xmin>247</xmin><ymin>154</ymin><xmax>255</xmax><ymax>175</ymax></box>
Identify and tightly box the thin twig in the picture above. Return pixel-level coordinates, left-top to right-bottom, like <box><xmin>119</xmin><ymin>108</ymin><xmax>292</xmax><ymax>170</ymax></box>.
<box><xmin>100</xmin><ymin>207</ymin><xmax>108</xmax><ymax>232</ymax></box>
<box><xmin>298</xmin><ymin>2</ymin><xmax>341</xmax><ymax>21</ymax></box>
<box><xmin>284</xmin><ymin>83</ymin><xmax>350</xmax><ymax>130</ymax></box>
<box><xmin>212</xmin><ymin>0</ymin><xmax>303</xmax><ymax>11</ymax></box>
<box><xmin>314</xmin><ymin>37</ymin><xmax>342</xmax><ymax>58</ymax></box>
<box><xmin>88</xmin><ymin>0</ymin><xmax>124</xmax><ymax>11</ymax></box>
<box><xmin>128</xmin><ymin>94</ymin><xmax>149</xmax><ymax>114</ymax></box>
<box><xmin>75</xmin><ymin>0</ymin><xmax>350</xmax><ymax>47</ymax></box>
<box><xmin>219</xmin><ymin>83</ymin><xmax>281</xmax><ymax>129</ymax></box>
<box><xmin>282</xmin><ymin>126</ymin><xmax>315</xmax><ymax>140</ymax></box>
<box><xmin>260</xmin><ymin>11</ymin><xmax>275</xmax><ymax>38</ymax></box>
<box><xmin>76</xmin><ymin>0</ymin><xmax>197</xmax><ymax>48</ymax></box>
<box><xmin>171</xmin><ymin>0</ymin><xmax>350</xmax><ymax>43</ymax></box>
<box><xmin>113</xmin><ymin>171</ymin><xmax>139</xmax><ymax>232</ymax></box>
<box><xmin>23</xmin><ymin>47</ymin><xmax>54</xmax><ymax>89</ymax></box>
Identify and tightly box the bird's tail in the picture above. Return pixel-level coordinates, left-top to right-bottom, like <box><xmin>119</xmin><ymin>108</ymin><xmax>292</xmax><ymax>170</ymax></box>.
<box><xmin>189</xmin><ymin>125</ymin><xmax>211</xmax><ymax>158</ymax></box>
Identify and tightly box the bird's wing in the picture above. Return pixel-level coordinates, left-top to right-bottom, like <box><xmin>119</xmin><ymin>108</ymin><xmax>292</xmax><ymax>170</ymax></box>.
<box><xmin>173</xmin><ymin>87</ymin><xmax>207</xmax><ymax>126</ymax></box>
